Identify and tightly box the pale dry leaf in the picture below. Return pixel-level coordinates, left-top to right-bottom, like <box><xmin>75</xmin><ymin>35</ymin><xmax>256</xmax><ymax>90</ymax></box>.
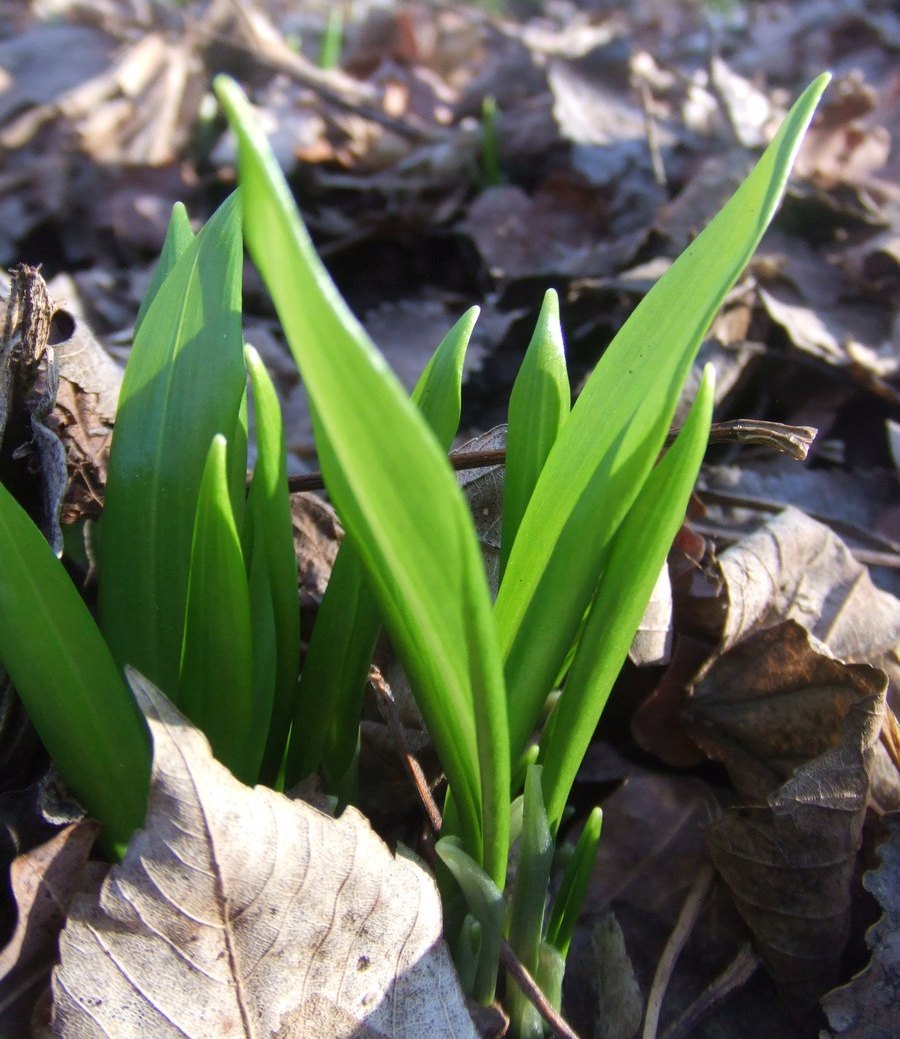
<box><xmin>563</xmin><ymin>910</ymin><xmax>643</xmax><ymax>1039</ymax></box>
<box><xmin>51</xmin><ymin>670</ymin><xmax>478</xmax><ymax>1039</ymax></box>
<box><xmin>52</xmin><ymin>307</ymin><xmax>122</xmax><ymax>524</ymax></box>
<box><xmin>758</xmin><ymin>286</ymin><xmax>893</xmax><ymax>376</ymax></box>
<box><xmin>709</xmin><ymin>56</ymin><xmax>775</xmax><ymax>148</ymax></box>
<box><xmin>291</xmin><ymin>490</ymin><xmax>343</xmax><ymax>612</ymax></box>
<box><xmin>820</xmin><ymin>813</ymin><xmax>900</xmax><ymax>1037</ymax></box>
<box><xmin>630</xmin><ymin>563</ymin><xmax>672</xmax><ymax>667</ymax></box>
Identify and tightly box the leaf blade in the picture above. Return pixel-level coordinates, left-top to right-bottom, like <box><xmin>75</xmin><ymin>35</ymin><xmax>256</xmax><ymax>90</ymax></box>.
<box><xmin>216</xmin><ymin>78</ymin><xmax>509</xmax><ymax>883</ymax></box>
<box><xmin>539</xmin><ymin>368</ymin><xmax>715</xmax><ymax>826</ymax></box>
<box><xmin>178</xmin><ymin>435</ymin><xmax>257</xmax><ymax>782</ymax></box>
<box><xmin>0</xmin><ymin>485</ymin><xmax>149</xmax><ymax>854</ymax></box>
<box><xmin>288</xmin><ymin>308</ymin><xmax>477</xmax><ymax>789</ymax></box>
<box><xmin>244</xmin><ymin>346</ymin><xmax>300</xmax><ymax>785</ymax></box>
<box><xmin>500</xmin><ymin>289</ymin><xmax>569</xmax><ymax>577</ymax></box>
<box><xmin>99</xmin><ymin>194</ymin><xmax>245</xmax><ymax>699</ymax></box>
<box><xmin>496</xmin><ymin>75</ymin><xmax>829</xmax><ymax>760</ymax></box>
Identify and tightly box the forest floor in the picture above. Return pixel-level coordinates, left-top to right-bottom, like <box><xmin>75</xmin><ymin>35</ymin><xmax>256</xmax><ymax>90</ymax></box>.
<box><xmin>0</xmin><ymin>2</ymin><xmax>898</xmax><ymax>1038</ymax></box>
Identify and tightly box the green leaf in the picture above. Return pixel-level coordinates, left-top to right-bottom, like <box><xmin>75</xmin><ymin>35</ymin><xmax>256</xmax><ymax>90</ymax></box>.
<box><xmin>436</xmin><ymin>837</ymin><xmax>505</xmax><ymax>1004</ymax></box>
<box><xmin>535</xmin><ymin>942</ymin><xmax>566</xmax><ymax>1022</ymax></box>
<box><xmin>178</xmin><ymin>434</ymin><xmax>257</xmax><ymax>782</ymax></box>
<box><xmin>229</xmin><ymin>388</ymin><xmax>249</xmax><ymax>533</ymax></box>
<box><xmin>545</xmin><ymin>806</ymin><xmax>602</xmax><ymax>956</ymax></box>
<box><xmin>99</xmin><ymin>193</ymin><xmax>245</xmax><ymax>700</ymax></box>
<box><xmin>411</xmin><ymin>307</ymin><xmax>477</xmax><ymax>447</ymax></box>
<box><xmin>288</xmin><ymin>536</ymin><xmax>379</xmax><ymax>789</ymax></box>
<box><xmin>453</xmin><ymin>915</ymin><xmax>483</xmax><ymax>998</ymax></box>
<box><xmin>216</xmin><ymin>76</ymin><xmax>509</xmax><ymax>884</ymax></box>
<box><xmin>246</xmin><ymin>528</ymin><xmax>278</xmax><ymax>777</ymax></box>
<box><xmin>134</xmin><ymin>203</ymin><xmax>194</xmax><ymax>334</ymax></box>
<box><xmin>244</xmin><ymin>346</ymin><xmax>300</xmax><ymax>785</ymax></box>
<box><xmin>500</xmin><ymin>289</ymin><xmax>569</xmax><ymax>578</ymax></box>
<box><xmin>495</xmin><ymin>75</ymin><xmax>830</xmax><ymax>761</ymax></box>
<box><xmin>287</xmin><ymin>309</ymin><xmax>477</xmax><ymax>790</ymax></box>
<box><xmin>506</xmin><ymin>765</ymin><xmax>555</xmax><ymax>1039</ymax></box>
<box><xmin>539</xmin><ymin>368</ymin><xmax>715</xmax><ymax>826</ymax></box>
<box><xmin>0</xmin><ymin>484</ymin><xmax>150</xmax><ymax>855</ymax></box>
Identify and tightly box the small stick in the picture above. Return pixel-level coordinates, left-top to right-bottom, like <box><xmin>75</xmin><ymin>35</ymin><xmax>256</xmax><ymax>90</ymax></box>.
<box><xmin>642</xmin><ymin>862</ymin><xmax>716</xmax><ymax>1039</ymax></box>
<box><xmin>638</xmin><ymin>79</ymin><xmax>667</xmax><ymax>188</ymax></box>
<box><xmin>500</xmin><ymin>937</ymin><xmax>582</xmax><ymax>1039</ymax></box>
<box><xmin>285</xmin><ymin>419</ymin><xmax>817</xmax><ymax>494</ymax></box>
<box><xmin>368</xmin><ymin>665</ymin><xmax>443</xmax><ymax>834</ymax></box>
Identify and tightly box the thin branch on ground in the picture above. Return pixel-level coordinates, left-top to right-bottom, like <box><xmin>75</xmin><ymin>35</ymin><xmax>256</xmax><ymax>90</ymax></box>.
<box><xmin>286</xmin><ymin>420</ymin><xmax>818</xmax><ymax>493</ymax></box>
<box><xmin>642</xmin><ymin>862</ymin><xmax>716</xmax><ymax>1039</ymax></box>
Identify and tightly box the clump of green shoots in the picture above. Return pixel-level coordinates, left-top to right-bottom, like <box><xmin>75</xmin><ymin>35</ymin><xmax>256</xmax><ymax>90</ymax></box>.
<box><xmin>0</xmin><ymin>72</ymin><xmax>829</xmax><ymax>1033</ymax></box>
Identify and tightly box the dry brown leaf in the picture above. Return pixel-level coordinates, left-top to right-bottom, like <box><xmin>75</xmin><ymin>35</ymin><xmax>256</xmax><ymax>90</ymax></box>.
<box><xmin>714</xmin><ymin>507</ymin><xmax>900</xmax><ymax>672</ymax></box>
<box><xmin>630</xmin><ymin>563</ymin><xmax>672</xmax><ymax>667</ymax></box>
<box><xmin>820</xmin><ymin>813</ymin><xmax>900</xmax><ymax>1037</ymax></box>
<box><xmin>563</xmin><ymin>910</ymin><xmax>643</xmax><ymax>1039</ymax></box>
<box><xmin>792</xmin><ymin>71</ymin><xmax>892</xmax><ymax>189</ymax></box>
<box><xmin>456</xmin><ymin>425</ymin><xmax>506</xmax><ymax>596</ymax></box>
<box><xmin>51</xmin><ymin>307</ymin><xmax>122</xmax><ymax>525</ymax></box>
<box><xmin>685</xmin><ymin>621</ymin><xmax>886</xmax><ymax>803</ymax></box>
<box><xmin>291</xmin><ymin>491</ymin><xmax>343</xmax><ymax>617</ymax></box>
<box><xmin>50</xmin><ymin>669</ymin><xmax>478</xmax><ymax>1039</ymax></box>
<box><xmin>758</xmin><ymin>285</ymin><xmax>895</xmax><ymax>379</ymax></box>
<box><xmin>685</xmin><ymin>621</ymin><xmax>888</xmax><ymax>1001</ymax></box>
<box><xmin>631</xmin><ymin>636</ymin><xmax>714</xmax><ymax>767</ymax></box>
<box><xmin>459</xmin><ymin>179</ymin><xmax>620</xmax><ymax>281</ymax></box>
<box><xmin>0</xmin><ymin>821</ymin><xmax>102</xmax><ymax>1039</ymax></box>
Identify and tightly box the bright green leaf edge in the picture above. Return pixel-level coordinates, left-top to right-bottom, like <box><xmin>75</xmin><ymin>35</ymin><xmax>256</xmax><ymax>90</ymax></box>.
<box><xmin>134</xmin><ymin>203</ymin><xmax>194</xmax><ymax>334</ymax></box>
<box><xmin>500</xmin><ymin>288</ymin><xmax>569</xmax><ymax>578</ymax></box>
<box><xmin>288</xmin><ymin>308</ymin><xmax>476</xmax><ymax>789</ymax></box>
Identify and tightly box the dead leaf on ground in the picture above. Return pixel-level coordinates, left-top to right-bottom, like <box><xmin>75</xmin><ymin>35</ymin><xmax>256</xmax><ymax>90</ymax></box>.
<box><xmin>51</xmin><ymin>668</ymin><xmax>477</xmax><ymax>1039</ymax></box>
<box><xmin>710</xmin><ymin>507</ymin><xmax>900</xmax><ymax>680</ymax></box>
<box><xmin>685</xmin><ymin>621</ymin><xmax>886</xmax><ymax>803</ymax></box>
<box><xmin>685</xmin><ymin>621</ymin><xmax>888</xmax><ymax>1002</ymax></box>
<box><xmin>455</xmin><ymin>424</ymin><xmax>505</xmax><ymax>595</ymax></box>
<box><xmin>820</xmin><ymin>812</ymin><xmax>900</xmax><ymax>1037</ymax></box>
<box><xmin>791</xmin><ymin>71</ymin><xmax>892</xmax><ymax>190</ymax></box>
<box><xmin>563</xmin><ymin>910</ymin><xmax>643</xmax><ymax>1039</ymax></box>
<box><xmin>573</xmin><ymin>745</ymin><xmax>780</xmax><ymax>1036</ymax></box>
<box><xmin>50</xmin><ymin>305</ymin><xmax>122</xmax><ymax>525</ymax></box>
<box><xmin>459</xmin><ymin>179</ymin><xmax>622</xmax><ymax>282</ymax></box>
<box><xmin>0</xmin><ymin>821</ymin><xmax>103</xmax><ymax>1039</ymax></box>
<box><xmin>291</xmin><ymin>491</ymin><xmax>342</xmax><ymax>618</ymax></box>
<box><xmin>631</xmin><ymin>635</ymin><xmax>715</xmax><ymax>768</ymax></box>
<box><xmin>579</xmin><ymin>747</ymin><xmax>714</xmax><ymax>925</ymax></box>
